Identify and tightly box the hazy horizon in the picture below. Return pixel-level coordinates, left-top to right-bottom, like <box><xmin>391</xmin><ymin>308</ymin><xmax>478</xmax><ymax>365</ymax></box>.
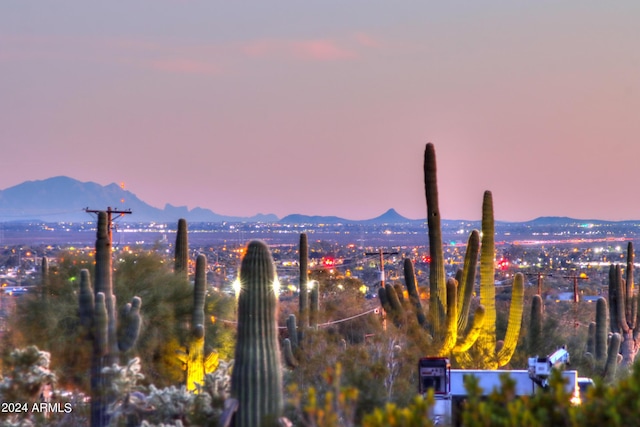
<box><xmin>2</xmin><ymin>2</ymin><xmax>639</xmax><ymax>222</ymax></box>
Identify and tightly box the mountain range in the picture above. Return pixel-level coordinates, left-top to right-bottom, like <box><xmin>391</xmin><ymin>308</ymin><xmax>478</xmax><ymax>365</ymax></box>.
<box><xmin>0</xmin><ymin>176</ymin><xmax>630</xmax><ymax>226</ymax></box>
<box><xmin>0</xmin><ymin>176</ymin><xmax>424</xmax><ymax>224</ymax></box>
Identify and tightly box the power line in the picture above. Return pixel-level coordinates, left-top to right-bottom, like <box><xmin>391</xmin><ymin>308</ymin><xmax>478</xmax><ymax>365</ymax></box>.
<box><xmin>84</xmin><ymin>207</ymin><xmax>132</xmax><ymax>243</ymax></box>
<box><xmin>216</xmin><ymin>307</ymin><xmax>379</xmax><ymax>329</ymax></box>
<box><xmin>364</xmin><ymin>248</ymin><xmax>399</xmax><ymax>288</ymax></box>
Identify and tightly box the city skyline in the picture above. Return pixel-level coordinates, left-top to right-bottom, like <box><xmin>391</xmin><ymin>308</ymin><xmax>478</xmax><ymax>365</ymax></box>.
<box><xmin>2</xmin><ymin>2</ymin><xmax>639</xmax><ymax>222</ymax></box>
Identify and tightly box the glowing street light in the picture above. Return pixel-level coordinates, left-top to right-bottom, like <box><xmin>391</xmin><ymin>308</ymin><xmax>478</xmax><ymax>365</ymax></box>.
<box><xmin>232</xmin><ymin>277</ymin><xmax>241</xmax><ymax>299</ymax></box>
<box><xmin>273</xmin><ymin>275</ymin><xmax>281</xmax><ymax>295</ymax></box>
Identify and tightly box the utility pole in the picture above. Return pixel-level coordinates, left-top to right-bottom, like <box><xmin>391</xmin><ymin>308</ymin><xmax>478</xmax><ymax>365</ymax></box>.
<box><xmin>562</xmin><ymin>272</ymin><xmax>589</xmax><ymax>328</ymax></box>
<box><xmin>563</xmin><ymin>273</ymin><xmax>589</xmax><ymax>304</ymax></box>
<box><xmin>524</xmin><ymin>272</ymin><xmax>553</xmax><ymax>296</ymax></box>
<box><xmin>84</xmin><ymin>206</ymin><xmax>132</xmax><ymax>243</ymax></box>
<box><xmin>365</xmin><ymin>248</ymin><xmax>399</xmax><ymax>288</ymax></box>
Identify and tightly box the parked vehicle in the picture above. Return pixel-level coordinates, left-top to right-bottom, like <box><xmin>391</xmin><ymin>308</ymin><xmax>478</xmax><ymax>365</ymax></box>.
<box><xmin>418</xmin><ymin>347</ymin><xmax>591</xmax><ymax>425</ymax></box>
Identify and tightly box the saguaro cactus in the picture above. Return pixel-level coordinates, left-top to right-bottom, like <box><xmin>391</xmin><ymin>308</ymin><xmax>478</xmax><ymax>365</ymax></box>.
<box><xmin>459</xmin><ymin>191</ymin><xmax>524</xmax><ymax>369</ymax></box>
<box><xmin>299</xmin><ymin>233</ymin><xmax>309</xmax><ymax>330</ymax></box>
<box><xmin>40</xmin><ymin>256</ymin><xmax>49</xmax><ymax>300</ymax></box>
<box><xmin>174</xmin><ymin>218</ymin><xmax>189</xmax><ymax>280</ymax></box>
<box><xmin>229</xmin><ymin>240</ymin><xmax>284</xmax><ymax>427</ymax></box>
<box><xmin>528</xmin><ymin>294</ymin><xmax>544</xmax><ymax>355</ymax></box>
<box><xmin>177</xmin><ymin>254</ymin><xmax>219</xmax><ymax>390</ymax></box>
<box><xmin>585</xmin><ymin>297</ymin><xmax>622</xmax><ymax>381</ymax></box>
<box><xmin>424</xmin><ymin>143</ymin><xmax>447</xmax><ymax>337</ymax></box>
<box><xmin>608</xmin><ymin>242</ymin><xmax>640</xmax><ymax>366</ymax></box>
<box><xmin>394</xmin><ymin>257</ymin><xmax>485</xmax><ymax>356</ymax></box>
<box><xmin>78</xmin><ymin>211</ymin><xmax>142</xmax><ymax>427</ymax></box>
<box><xmin>284</xmin><ymin>233</ymin><xmax>321</xmax><ymax>369</ymax></box>
<box><xmin>380</xmin><ymin>144</ymin><xmax>484</xmax><ymax>357</ymax></box>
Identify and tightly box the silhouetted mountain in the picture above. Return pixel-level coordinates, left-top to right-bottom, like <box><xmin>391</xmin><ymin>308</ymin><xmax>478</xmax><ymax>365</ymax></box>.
<box><xmin>1</xmin><ymin>177</ymin><xmax>634</xmax><ymax>226</ymax></box>
<box><xmin>0</xmin><ymin>176</ymin><xmax>277</xmax><ymax>223</ymax></box>
<box><xmin>279</xmin><ymin>214</ymin><xmax>350</xmax><ymax>224</ymax></box>
<box><xmin>362</xmin><ymin>208</ymin><xmax>422</xmax><ymax>224</ymax></box>
<box><xmin>279</xmin><ymin>208</ymin><xmax>422</xmax><ymax>225</ymax></box>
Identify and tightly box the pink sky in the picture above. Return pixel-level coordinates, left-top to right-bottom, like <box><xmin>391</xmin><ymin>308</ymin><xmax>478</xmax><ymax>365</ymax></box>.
<box><xmin>1</xmin><ymin>2</ymin><xmax>639</xmax><ymax>221</ymax></box>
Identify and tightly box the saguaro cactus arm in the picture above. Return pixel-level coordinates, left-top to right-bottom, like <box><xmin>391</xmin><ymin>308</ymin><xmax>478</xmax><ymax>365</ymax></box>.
<box><xmin>457</xmin><ymin>230</ymin><xmax>479</xmax><ymax>333</ymax></box>
<box><xmin>118</xmin><ymin>297</ymin><xmax>142</xmax><ymax>352</ymax></box>
<box><xmin>437</xmin><ymin>278</ymin><xmax>458</xmax><ymax>356</ymax></box>
<box><xmin>496</xmin><ymin>273</ymin><xmax>525</xmax><ymax>366</ymax></box>
<box><xmin>452</xmin><ymin>306</ymin><xmax>486</xmax><ymax>353</ymax></box>
<box><xmin>179</xmin><ymin>253</ymin><xmax>218</xmax><ymax>390</ymax></box>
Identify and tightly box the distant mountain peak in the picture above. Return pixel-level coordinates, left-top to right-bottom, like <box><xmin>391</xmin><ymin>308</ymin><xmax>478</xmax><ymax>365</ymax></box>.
<box><xmin>364</xmin><ymin>208</ymin><xmax>419</xmax><ymax>224</ymax></box>
<box><xmin>377</xmin><ymin>208</ymin><xmax>404</xmax><ymax>219</ymax></box>
<box><xmin>0</xmin><ymin>176</ymin><xmax>276</xmax><ymax>223</ymax></box>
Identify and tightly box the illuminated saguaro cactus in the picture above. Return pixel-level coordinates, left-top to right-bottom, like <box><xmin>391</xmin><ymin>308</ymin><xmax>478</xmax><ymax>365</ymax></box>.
<box><xmin>472</xmin><ymin>191</ymin><xmax>524</xmax><ymax>369</ymax></box>
<box><xmin>229</xmin><ymin>240</ymin><xmax>283</xmax><ymax>427</ymax></box>
<box><xmin>396</xmin><ymin>257</ymin><xmax>485</xmax><ymax>356</ymax></box>
<box><xmin>177</xmin><ymin>253</ymin><xmax>219</xmax><ymax>390</ymax></box>
<box><xmin>380</xmin><ymin>144</ymin><xmax>484</xmax><ymax>357</ymax></box>
<box><xmin>424</xmin><ymin>144</ymin><xmax>485</xmax><ymax>355</ymax></box>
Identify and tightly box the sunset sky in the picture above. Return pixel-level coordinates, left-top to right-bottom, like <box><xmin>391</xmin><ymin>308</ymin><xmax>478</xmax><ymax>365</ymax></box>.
<box><xmin>2</xmin><ymin>2</ymin><xmax>639</xmax><ymax>222</ymax></box>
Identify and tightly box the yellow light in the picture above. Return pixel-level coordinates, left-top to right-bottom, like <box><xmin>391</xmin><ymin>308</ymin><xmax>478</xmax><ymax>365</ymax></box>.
<box><xmin>273</xmin><ymin>275</ymin><xmax>281</xmax><ymax>295</ymax></box>
<box><xmin>232</xmin><ymin>277</ymin><xmax>241</xmax><ymax>298</ymax></box>
<box><xmin>570</xmin><ymin>392</ymin><xmax>581</xmax><ymax>406</ymax></box>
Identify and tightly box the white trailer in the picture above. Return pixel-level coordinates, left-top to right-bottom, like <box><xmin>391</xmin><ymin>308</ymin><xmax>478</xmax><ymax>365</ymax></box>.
<box><xmin>418</xmin><ymin>354</ymin><xmax>585</xmax><ymax>426</ymax></box>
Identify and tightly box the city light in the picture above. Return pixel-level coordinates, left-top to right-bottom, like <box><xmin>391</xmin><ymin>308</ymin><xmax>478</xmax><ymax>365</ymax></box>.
<box><xmin>232</xmin><ymin>277</ymin><xmax>241</xmax><ymax>298</ymax></box>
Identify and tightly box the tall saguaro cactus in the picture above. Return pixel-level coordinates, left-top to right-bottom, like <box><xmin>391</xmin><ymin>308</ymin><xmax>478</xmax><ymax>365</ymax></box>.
<box><xmin>423</xmin><ymin>144</ymin><xmax>485</xmax><ymax>353</ymax></box>
<box><xmin>78</xmin><ymin>211</ymin><xmax>142</xmax><ymax>427</ymax></box>
<box><xmin>177</xmin><ymin>254</ymin><xmax>219</xmax><ymax>390</ymax></box>
<box><xmin>424</xmin><ymin>143</ymin><xmax>447</xmax><ymax>337</ymax></box>
<box><xmin>471</xmin><ymin>191</ymin><xmax>524</xmax><ymax>369</ymax></box>
<box><xmin>381</xmin><ymin>143</ymin><xmax>484</xmax><ymax>357</ymax></box>
<box><xmin>174</xmin><ymin>218</ymin><xmax>189</xmax><ymax>280</ymax></box>
<box><xmin>230</xmin><ymin>240</ymin><xmax>284</xmax><ymax>427</ymax></box>
<box><xmin>608</xmin><ymin>242</ymin><xmax>640</xmax><ymax>366</ymax></box>
<box><xmin>414</xmin><ymin>145</ymin><xmax>482</xmax><ymax>353</ymax></box>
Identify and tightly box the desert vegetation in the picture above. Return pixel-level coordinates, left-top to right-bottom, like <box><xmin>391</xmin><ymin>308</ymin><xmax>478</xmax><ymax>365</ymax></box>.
<box><xmin>2</xmin><ymin>143</ymin><xmax>640</xmax><ymax>426</ymax></box>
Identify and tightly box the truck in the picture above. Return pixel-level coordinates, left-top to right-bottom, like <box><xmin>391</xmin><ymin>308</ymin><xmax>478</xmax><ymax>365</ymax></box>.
<box><xmin>418</xmin><ymin>348</ymin><xmax>590</xmax><ymax>426</ymax></box>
